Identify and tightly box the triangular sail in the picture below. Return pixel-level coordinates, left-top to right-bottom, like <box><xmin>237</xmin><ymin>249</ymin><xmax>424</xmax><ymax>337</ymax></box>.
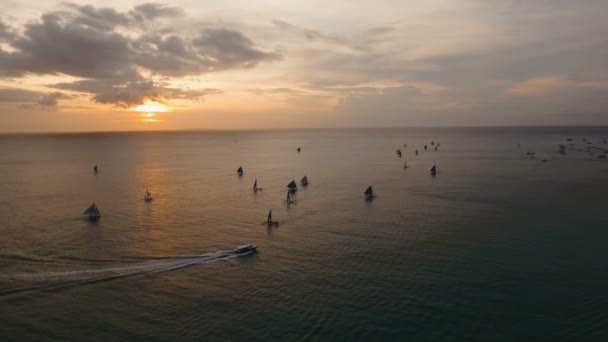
<box><xmin>431</xmin><ymin>165</ymin><xmax>436</xmax><ymax>172</ymax></box>
<box><xmin>82</xmin><ymin>203</ymin><xmax>100</xmax><ymax>215</ymax></box>
<box><xmin>253</xmin><ymin>179</ymin><xmax>257</xmax><ymax>189</ymax></box>
<box><xmin>301</xmin><ymin>175</ymin><xmax>308</xmax><ymax>184</ymax></box>
<box><xmin>267</xmin><ymin>210</ymin><xmax>272</xmax><ymax>223</ymax></box>
<box><xmin>237</xmin><ymin>167</ymin><xmax>243</xmax><ymax>173</ymax></box>
<box><xmin>287</xmin><ymin>180</ymin><xmax>297</xmax><ymax>189</ymax></box>
<box><xmin>364</xmin><ymin>186</ymin><xmax>373</xmax><ymax>195</ymax></box>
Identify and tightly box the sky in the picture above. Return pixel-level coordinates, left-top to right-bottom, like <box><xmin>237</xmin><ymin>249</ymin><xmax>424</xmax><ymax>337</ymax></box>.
<box><xmin>1</xmin><ymin>0</ymin><xmax>607</xmax><ymax>132</ymax></box>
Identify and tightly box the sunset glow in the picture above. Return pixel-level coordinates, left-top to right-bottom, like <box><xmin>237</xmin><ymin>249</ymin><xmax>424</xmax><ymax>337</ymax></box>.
<box><xmin>1</xmin><ymin>1</ymin><xmax>607</xmax><ymax>132</ymax></box>
<box><xmin>131</xmin><ymin>101</ymin><xmax>169</xmax><ymax>114</ymax></box>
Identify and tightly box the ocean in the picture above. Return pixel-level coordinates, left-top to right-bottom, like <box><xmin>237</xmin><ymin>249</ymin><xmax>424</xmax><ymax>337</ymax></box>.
<box><xmin>1</xmin><ymin>127</ymin><xmax>607</xmax><ymax>341</ymax></box>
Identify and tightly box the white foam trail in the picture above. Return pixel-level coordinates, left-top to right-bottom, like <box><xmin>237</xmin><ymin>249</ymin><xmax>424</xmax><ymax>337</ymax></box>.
<box><xmin>2</xmin><ymin>250</ymin><xmax>242</xmax><ymax>285</ymax></box>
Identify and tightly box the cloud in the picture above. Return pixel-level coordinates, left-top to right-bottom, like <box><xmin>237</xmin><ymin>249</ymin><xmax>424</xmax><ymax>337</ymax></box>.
<box><xmin>507</xmin><ymin>76</ymin><xmax>572</xmax><ymax>96</ymax></box>
<box><xmin>193</xmin><ymin>28</ymin><xmax>282</xmax><ymax>69</ymax></box>
<box><xmin>0</xmin><ymin>87</ymin><xmax>65</xmax><ymax>107</ymax></box>
<box><xmin>0</xmin><ymin>87</ymin><xmax>42</xmax><ymax>102</ymax></box>
<box><xmin>0</xmin><ymin>4</ymin><xmax>281</xmax><ymax>107</ymax></box>
<box><xmin>0</xmin><ymin>12</ymin><xmax>131</xmax><ymax>79</ymax></box>
<box><xmin>38</xmin><ymin>92</ymin><xmax>64</xmax><ymax>107</ymax></box>
<box><xmin>51</xmin><ymin>78</ymin><xmax>222</xmax><ymax>107</ymax></box>
<box><xmin>131</xmin><ymin>3</ymin><xmax>184</xmax><ymax>21</ymax></box>
<box><xmin>0</xmin><ymin>19</ymin><xmax>15</xmax><ymax>42</ymax></box>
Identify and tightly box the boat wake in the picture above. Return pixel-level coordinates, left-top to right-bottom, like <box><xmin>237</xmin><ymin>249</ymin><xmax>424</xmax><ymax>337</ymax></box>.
<box><xmin>0</xmin><ymin>249</ymin><xmax>248</xmax><ymax>297</ymax></box>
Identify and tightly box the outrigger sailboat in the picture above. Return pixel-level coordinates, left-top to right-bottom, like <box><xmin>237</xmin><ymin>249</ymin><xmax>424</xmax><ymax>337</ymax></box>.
<box><xmin>144</xmin><ymin>189</ymin><xmax>153</xmax><ymax>202</ymax></box>
<box><xmin>82</xmin><ymin>202</ymin><xmax>101</xmax><ymax>221</ymax></box>
<box><xmin>266</xmin><ymin>209</ymin><xmax>279</xmax><ymax>227</ymax></box>
<box><xmin>287</xmin><ymin>180</ymin><xmax>297</xmax><ymax>192</ymax></box>
<box><xmin>253</xmin><ymin>179</ymin><xmax>263</xmax><ymax>192</ymax></box>
<box><xmin>364</xmin><ymin>186</ymin><xmax>374</xmax><ymax>200</ymax></box>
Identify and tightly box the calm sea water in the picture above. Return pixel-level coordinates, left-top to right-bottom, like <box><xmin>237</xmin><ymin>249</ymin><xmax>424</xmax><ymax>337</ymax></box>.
<box><xmin>1</xmin><ymin>127</ymin><xmax>608</xmax><ymax>341</ymax></box>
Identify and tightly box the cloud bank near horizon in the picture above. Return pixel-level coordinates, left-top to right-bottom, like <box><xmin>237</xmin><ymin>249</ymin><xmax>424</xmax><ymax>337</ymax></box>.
<box><xmin>1</xmin><ymin>1</ymin><xmax>608</xmax><ymax>130</ymax></box>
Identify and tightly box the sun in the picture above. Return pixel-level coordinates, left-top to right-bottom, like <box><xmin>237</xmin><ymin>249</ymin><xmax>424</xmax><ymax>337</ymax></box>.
<box><xmin>131</xmin><ymin>100</ymin><xmax>169</xmax><ymax>113</ymax></box>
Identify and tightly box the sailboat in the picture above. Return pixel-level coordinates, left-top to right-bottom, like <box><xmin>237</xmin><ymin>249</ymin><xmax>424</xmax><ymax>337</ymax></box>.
<box><xmin>237</xmin><ymin>166</ymin><xmax>243</xmax><ymax>176</ymax></box>
<box><xmin>430</xmin><ymin>165</ymin><xmax>437</xmax><ymax>176</ymax></box>
<box><xmin>144</xmin><ymin>188</ymin><xmax>153</xmax><ymax>202</ymax></box>
<box><xmin>403</xmin><ymin>160</ymin><xmax>408</xmax><ymax>169</ymax></box>
<box><xmin>266</xmin><ymin>209</ymin><xmax>279</xmax><ymax>226</ymax></box>
<box><xmin>364</xmin><ymin>186</ymin><xmax>374</xmax><ymax>199</ymax></box>
<box><xmin>287</xmin><ymin>180</ymin><xmax>297</xmax><ymax>192</ymax></box>
<box><xmin>297</xmin><ymin>147</ymin><xmax>301</xmax><ymax>153</ymax></box>
<box><xmin>301</xmin><ymin>175</ymin><xmax>309</xmax><ymax>186</ymax></box>
<box><xmin>82</xmin><ymin>202</ymin><xmax>101</xmax><ymax>220</ymax></box>
<box><xmin>93</xmin><ymin>165</ymin><xmax>98</xmax><ymax>174</ymax></box>
<box><xmin>253</xmin><ymin>179</ymin><xmax>262</xmax><ymax>191</ymax></box>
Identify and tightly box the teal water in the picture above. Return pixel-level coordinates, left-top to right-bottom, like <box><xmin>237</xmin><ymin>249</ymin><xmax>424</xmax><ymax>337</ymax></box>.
<box><xmin>1</xmin><ymin>127</ymin><xmax>607</xmax><ymax>341</ymax></box>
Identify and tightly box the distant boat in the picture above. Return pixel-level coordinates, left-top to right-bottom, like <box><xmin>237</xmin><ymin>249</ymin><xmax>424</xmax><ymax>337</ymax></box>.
<box><xmin>403</xmin><ymin>161</ymin><xmax>408</xmax><ymax>169</ymax></box>
<box><xmin>424</xmin><ymin>145</ymin><xmax>427</xmax><ymax>150</ymax></box>
<box><xmin>266</xmin><ymin>209</ymin><xmax>279</xmax><ymax>226</ymax></box>
<box><xmin>430</xmin><ymin>165</ymin><xmax>437</xmax><ymax>176</ymax></box>
<box><xmin>396</xmin><ymin>149</ymin><xmax>402</xmax><ymax>157</ymax></box>
<box><xmin>237</xmin><ymin>167</ymin><xmax>243</xmax><ymax>176</ymax></box>
<box><xmin>144</xmin><ymin>189</ymin><xmax>153</xmax><ymax>202</ymax></box>
<box><xmin>93</xmin><ymin>165</ymin><xmax>98</xmax><ymax>173</ymax></box>
<box><xmin>297</xmin><ymin>147</ymin><xmax>301</xmax><ymax>152</ymax></box>
<box><xmin>287</xmin><ymin>180</ymin><xmax>297</xmax><ymax>192</ymax></box>
<box><xmin>253</xmin><ymin>179</ymin><xmax>262</xmax><ymax>191</ymax></box>
<box><xmin>235</xmin><ymin>244</ymin><xmax>258</xmax><ymax>254</ymax></box>
<box><xmin>301</xmin><ymin>175</ymin><xmax>309</xmax><ymax>186</ymax></box>
<box><xmin>364</xmin><ymin>185</ymin><xmax>374</xmax><ymax>199</ymax></box>
<box><xmin>82</xmin><ymin>202</ymin><xmax>100</xmax><ymax>220</ymax></box>
<box><xmin>415</xmin><ymin>150</ymin><xmax>419</xmax><ymax>156</ymax></box>
<box><xmin>434</xmin><ymin>146</ymin><xmax>438</xmax><ymax>151</ymax></box>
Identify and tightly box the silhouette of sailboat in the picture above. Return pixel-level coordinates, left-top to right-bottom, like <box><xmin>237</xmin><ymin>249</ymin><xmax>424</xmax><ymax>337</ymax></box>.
<box><xmin>237</xmin><ymin>167</ymin><xmax>243</xmax><ymax>176</ymax></box>
<box><xmin>82</xmin><ymin>202</ymin><xmax>100</xmax><ymax>221</ymax></box>
<box><xmin>253</xmin><ymin>179</ymin><xmax>262</xmax><ymax>191</ymax></box>
<box><xmin>364</xmin><ymin>186</ymin><xmax>374</xmax><ymax>199</ymax></box>
<box><xmin>430</xmin><ymin>165</ymin><xmax>437</xmax><ymax>176</ymax></box>
<box><xmin>301</xmin><ymin>175</ymin><xmax>309</xmax><ymax>186</ymax></box>
<box><xmin>287</xmin><ymin>180</ymin><xmax>297</xmax><ymax>192</ymax></box>
<box><xmin>266</xmin><ymin>210</ymin><xmax>279</xmax><ymax>226</ymax></box>
<box><xmin>144</xmin><ymin>189</ymin><xmax>153</xmax><ymax>202</ymax></box>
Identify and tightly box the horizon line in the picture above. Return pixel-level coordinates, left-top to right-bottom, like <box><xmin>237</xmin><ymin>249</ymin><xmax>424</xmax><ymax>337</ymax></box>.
<box><xmin>2</xmin><ymin>124</ymin><xmax>608</xmax><ymax>135</ymax></box>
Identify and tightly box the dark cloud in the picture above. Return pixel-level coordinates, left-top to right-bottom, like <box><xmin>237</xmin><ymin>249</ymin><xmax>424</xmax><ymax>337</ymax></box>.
<box><xmin>38</xmin><ymin>92</ymin><xmax>64</xmax><ymax>107</ymax></box>
<box><xmin>0</xmin><ymin>19</ymin><xmax>15</xmax><ymax>42</ymax></box>
<box><xmin>193</xmin><ymin>28</ymin><xmax>282</xmax><ymax>69</ymax></box>
<box><xmin>131</xmin><ymin>3</ymin><xmax>184</xmax><ymax>21</ymax></box>
<box><xmin>66</xmin><ymin>3</ymin><xmax>131</xmax><ymax>31</ymax></box>
<box><xmin>0</xmin><ymin>87</ymin><xmax>65</xmax><ymax>107</ymax></box>
<box><xmin>0</xmin><ymin>12</ymin><xmax>131</xmax><ymax>78</ymax></box>
<box><xmin>0</xmin><ymin>87</ymin><xmax>42</xmax><ymax>102</ymax></box>
<box><xmin>0</xmin><ymin>4</ymin><xmax>280</xmax><ymax>106</ymax></box>
<box><xmin>51</xmin><ymin>78</ymin><xmax>222</xmax><ymax>107</ymax></box>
